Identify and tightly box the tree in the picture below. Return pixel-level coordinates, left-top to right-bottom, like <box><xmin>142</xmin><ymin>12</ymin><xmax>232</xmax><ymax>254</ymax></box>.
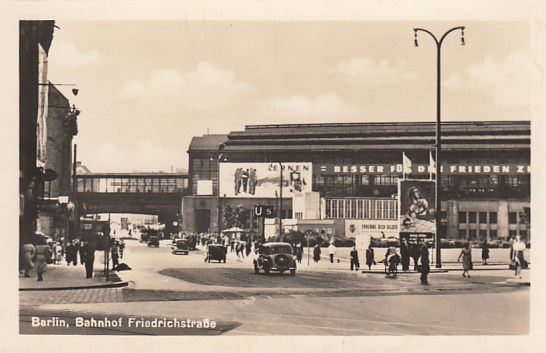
<box><xmin>222</xmin><ymin>204</ymin><xmax>249</xmax><ymax>229</ymax></box>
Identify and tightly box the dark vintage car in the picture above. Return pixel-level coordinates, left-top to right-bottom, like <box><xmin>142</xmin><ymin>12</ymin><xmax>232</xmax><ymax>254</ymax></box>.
<box><xmin>206</xmin><ymin>244</ymin><xmax>227</xmax><ymax>263</ymax></box>
<box><xmin>147</xmin><ymin>236</ymin><xmax>160</xmax><ymax>247</ymax></box>
<box><xmin>253</xmin><ymin>242</ymin><xmax>297</xmax><ymax>275</ymax></box>
<box><xmin>171</xmin><ymin>239</ymin><xmax>189</xmax><ymax>255</ymax></box>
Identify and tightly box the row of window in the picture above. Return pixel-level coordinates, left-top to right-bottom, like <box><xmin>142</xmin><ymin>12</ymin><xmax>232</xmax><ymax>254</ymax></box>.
<box><xmin>313</xmin><ymin>174</ymin><xmax>529</xmax><ymax>198</ymax></box>
<box><xmin>459</xmin><ymin>229</ymin><xmax>528</xmax><ymax>240</ymax></box>
<box><xmin>325</xmin><ymin>198</ymin><xmax>398</xmax><ymax>220</ymax></box>
<box><xmin>459</xmin><ymin>211</ymin><xmax>525</xmax><ymax>225</ymax></box>
<box><xmin>76</xmin><ymin>177</ymin><xmax>187</xmax><ymax>193</ymax></box>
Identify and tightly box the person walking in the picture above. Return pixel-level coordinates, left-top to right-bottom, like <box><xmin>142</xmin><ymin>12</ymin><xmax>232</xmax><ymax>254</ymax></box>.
<box><xmin>313</xmin><ymin>243</ymin><xmax>321</xmax><ymax>263</ymax></box>
<box><xmin>350</xmin><ymin>246</ymin><xmax>360</xmax><ymax>271</ymax></box>
<box><xmin>328</xmin><ymin>242</ymin><xmax>336</xmax><ymax>264</ymax></box>
<box><xmin>419</xmin><ymin>243</ymin><xmax>430</xmax><ymax>285</ymax></box>
<box><xmin>53</xmin><ymin>242</ymin><xmax>63</xmax><ymax>265</ymax></box>
<box><xmin>410</xmin><ymin>241</ymin><xmax>421</xmax><ymax>271</ymax></box>
<box><xmin>457</xmin><ymin>242</ymin><xmax>473</xmax><ymax>278</ymax></box>
<box><xmin>21</xmin><ymin>242</ymin><xmax>36</xmax><ymax>278</ymax></box>
<box><xmin>512</xmin><ymin>235</ymin><xmax>526</xmax><ymax>279</ymax></box>
<box><xmin>400</xmin><ymin>239</ymin><xmax>410</xmax><ymax>271</ymax></box>
<box><xmin>81</xmin><ymin>240</ymin><xmax>96</xmax><ymax>279</ymax></box>
<box><xmin>119</xmin><ymin>239</ymin><xmax>125</xmax><ymax>259</ymax></box>
<box><xmin>34</xmin><ymin>237</ymin><xmax>52</xmax><ymax>282</ymax></box>
<box><xmin>111</xmin><ymin>241</ymin><xmax>120</xmax><ymax>270</ymax></box>
<box><xmin>481</xmin><ymin>240</ymin><xmax>490</xmax><ymax>265</ymax></box>
<box><xmin>296</xmin><ymin>243</ymin><xmax>303</xmax><ymax>264</ymax></box>
<box><xmin>365</xmin><ymin>244</ymin><xmax>375</xmax><ymax>272</ymax></box>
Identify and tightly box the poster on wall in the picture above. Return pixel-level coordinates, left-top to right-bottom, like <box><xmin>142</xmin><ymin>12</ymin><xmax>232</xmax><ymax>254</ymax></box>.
<box><xmin>345</xmin><ymin>219</ymin><xmax>399</xmax><ymax>239</ymax></box>
<box><xmin>219</xmin><ymin>162</ymin><xmax>312</xmax><ymax>198</ymax></box>
<box><xmin>398</xmin><ymin>179</ymin><xmax>436</xmax><ymax>234</ymax></box>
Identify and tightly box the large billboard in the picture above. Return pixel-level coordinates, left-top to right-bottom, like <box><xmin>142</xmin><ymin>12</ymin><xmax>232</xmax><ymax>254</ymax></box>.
<box><xmin>398</xmin><ymin>179</ymin><xmax>436</xmax><ymax>235</ymax></box>
<box><xmin>219</xmin><ymin>162</ymin><xmax>312</xmax><ymax>198</ymax></box>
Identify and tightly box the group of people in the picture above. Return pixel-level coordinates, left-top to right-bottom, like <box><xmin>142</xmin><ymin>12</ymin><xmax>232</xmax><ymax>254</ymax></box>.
<box><xmin>356</xmin><ymin>242</ymin><xmax>431</xmax><ymax>284</ymax></box>
<box><xmin>21</xmin><ymin>233</ymin><xmax>129</xmax><ymax>282</ymax></box>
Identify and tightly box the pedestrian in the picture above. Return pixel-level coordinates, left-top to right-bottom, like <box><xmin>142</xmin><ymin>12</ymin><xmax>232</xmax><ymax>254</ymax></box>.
<box><xmin>78</xmin><ymin>239</ymin><xmax>86</xmax><ymax>265</ymax></box>
<box><xmin>512</xmin><ymin>235</ymin><xmax>527</xmax><ymax>279</ymax></box>
<box><xmin>246</xmin><ymin>239</ymin><xmax>252</xmax><ymax>257</ymax></box>
<box><xmin>296</xmin><ymin>243</ymin><xmax>303</xmax><ymax>264</ymax></box>
<box><xmin>53</xmin><ymin>242</ymin><xmax>63</xmax><ymax>265</ymax></box>
<box><xmin>419</xmin><ymin>243</ymin><xmax>430</xmax><ymax>285</ymax></box>
<box><xmin>365</xmin><ymin>244</ymin><xmax>376</xmax><ymax>272</ymax></box>
<box><xmin>410</xmin><ymin>241</ymin><xmax>421</xmax><ymax>271</ymax></box>
<box><xmin>350</xmin><ymin>246</ymin><xmax>360</xmax><ymax>271</ymax></box>
<box><xmin>481</xmin><ymin>240</ymin><xmax>490</xmax><ymax>265</ymax></box>
<box><xmin>400</xmin><ymin>239</ymin><xmax>410</xmax><ymax>271</ymax></box>
<box><xmin>313</xmin><ymin>243</ymin><xmax>321</xmax><ymax>263</ymax></box>
<box><xmin>119</xmin><ymin>239</ymin><xmax>125</xmax><ymax>259</ymax></box>
<box><xmin>328</xmin><ymin>242</ymin><xmax>336</xmax><ymax>263</ymax></box>
<box><xmin>34</xmin><ymin>236</ymin><xmax>52</xmax><ymax>282</ymax></box>
<box><xmin>81</xmin><ymin>240</ymin><xmax>96</xmax><ymax>279</ymax></box>
<box><xmin>21</xmin><ymin>242</ymin><xmax>36</xmax><ymax>278</ymax></box>
<box><xmin>458</xmin><ymin>242</ymin><xmax>473</xmax><ymax>278</ymax></box>
<box><xmin>111</xmin><ymin>241</ymin><xmax>120</xmax><ymax>270</ymax></box>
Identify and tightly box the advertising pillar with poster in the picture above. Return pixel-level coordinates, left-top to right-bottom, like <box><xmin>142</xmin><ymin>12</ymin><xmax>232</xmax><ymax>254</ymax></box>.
<box><xmin>398</xmin><ymin>180</ymin><xmax>436</xmax><ymax>246</ymax></box>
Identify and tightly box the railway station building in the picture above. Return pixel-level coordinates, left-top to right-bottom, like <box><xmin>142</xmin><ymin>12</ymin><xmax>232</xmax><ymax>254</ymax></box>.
<box><xmin>181</xmin><ymin>121</ymin><xmax>530</xmax><ymax>242</ymax></box>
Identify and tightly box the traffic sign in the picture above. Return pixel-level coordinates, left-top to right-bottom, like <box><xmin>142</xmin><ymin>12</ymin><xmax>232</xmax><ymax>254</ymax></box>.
<box><xmin>254</xmin><ymin>205</ymin><xmax>275</xmax><ymax>218</ymax></box>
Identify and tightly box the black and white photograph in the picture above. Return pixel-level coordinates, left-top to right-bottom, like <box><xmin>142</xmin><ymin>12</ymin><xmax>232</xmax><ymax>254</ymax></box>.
<box><xmin>2</xmin><ymin>0</ymin><xmax>545</xmax><ymax>352</ymax></box>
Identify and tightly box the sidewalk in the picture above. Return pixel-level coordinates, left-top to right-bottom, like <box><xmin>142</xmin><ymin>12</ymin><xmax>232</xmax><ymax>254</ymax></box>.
<box><xmin>19</xmin><ymin>262</ymin><xmax>128</xmax><ymax>291</ymax></box>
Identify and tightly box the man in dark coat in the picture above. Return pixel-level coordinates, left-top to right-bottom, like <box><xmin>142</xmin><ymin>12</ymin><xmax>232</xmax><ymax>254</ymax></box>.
<box><xmin>410</xmin><ymin>242</ymin><xmax>421</xmax><ymax>271</ymax></box>
<box><xmin>400</xmin><ymin>239</ymin><xmax>410</xmax><ymax>271</ymax></box>
<box><xmin>419</xmin><ymin>243</ymin><xmax>430</xmax><ymax>285</ymax></box>
<box><xmin>313</xmin><ymin>244</ymin><xmax>321</xmax><ymax>263</ymax></box>
<box><xmin>350</xmin><ymin>246</ymin><xmax>360</xmax><ymax>271</ymax></box>
<box><xmin>81</xmin><ymin>240</ymin><xmax>96</xmax><ymax>279</ymax></box>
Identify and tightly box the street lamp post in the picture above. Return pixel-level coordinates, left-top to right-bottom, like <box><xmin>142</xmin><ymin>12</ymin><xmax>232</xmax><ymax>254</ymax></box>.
<box><xmin>413</xmin><ymin>26</ymin><xmax>465</xmax><ymax>268</ymax></box>
<box><xmin>278</xmin><ymin>162</ymin><xmax>283</xmax><ymax>239</ymax></box>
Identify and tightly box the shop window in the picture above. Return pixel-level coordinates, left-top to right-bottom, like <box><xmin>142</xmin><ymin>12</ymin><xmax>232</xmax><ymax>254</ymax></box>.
<box><xmin>509</xmin><ymin>230</ymin><xmax>517</xmax><ymax>237</ymax></box>
<box><xmin>489</xmin><ymin>229</ymin><xmax>497</xmax><ymax>239</ymax></box>
<box><xmin>479</xmin><ymin>229</ymin><xmax>487</xmax><ymax>239</ymax></box>
<box><xmin>469</xmin><ymin>229</ymin><xmax>477</xmax><ymax>239</ymax></box>
<box><xmin>459</xmin><ymin>229</ymin><xmax>467</xmax><ymax>238</ymax></box>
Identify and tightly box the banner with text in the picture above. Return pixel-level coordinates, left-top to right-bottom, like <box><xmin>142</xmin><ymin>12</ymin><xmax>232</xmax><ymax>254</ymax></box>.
<box><xmin>315</xmin><ymin>164</ymin><xmax>530</xmax><ymax>175</ymax></box>
<box><xmin>345</xmin><ymin>219</ymin><xmax>399</xmax><ymax>238</ymax></box>
<box><xmin>219</xmin><ymin>163</ymin><xmax>313</xmax><ymax>198</ymax></box>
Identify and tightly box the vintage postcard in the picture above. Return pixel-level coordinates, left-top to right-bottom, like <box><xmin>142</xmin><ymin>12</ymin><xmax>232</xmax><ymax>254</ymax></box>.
<box><xmin>1</xmin><ymin>1</ymin><xmax>544</xmax><ymax>353</ymax></box>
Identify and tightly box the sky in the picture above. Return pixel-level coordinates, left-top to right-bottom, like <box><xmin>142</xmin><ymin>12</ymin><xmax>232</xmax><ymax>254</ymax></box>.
<box><xmin>45</xmin><ymin>20</ymin><xmax>534</xmax><ymax>173</ymax></box>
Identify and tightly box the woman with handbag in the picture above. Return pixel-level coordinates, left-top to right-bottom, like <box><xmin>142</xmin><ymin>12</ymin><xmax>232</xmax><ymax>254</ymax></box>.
<box><xmin>512</xmin><ymin>235</ymin><xmax>526</xmax><ymax>279</ymax></box>
<box><xmin>458</xmin><ymin>242</ymin><xmax>473</xmax><ymax>278</ymax></box>
<box><xmin>34</xmin><ymin>236</ymin><xmax>52</xmax><ymax>282</ymax></box>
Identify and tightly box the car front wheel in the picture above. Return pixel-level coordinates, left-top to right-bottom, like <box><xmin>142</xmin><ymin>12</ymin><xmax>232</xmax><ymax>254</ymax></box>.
<box><xmin>290</xmin><ymin>269</ymin><xmax>296</xmax><ymax>276</ymax></box>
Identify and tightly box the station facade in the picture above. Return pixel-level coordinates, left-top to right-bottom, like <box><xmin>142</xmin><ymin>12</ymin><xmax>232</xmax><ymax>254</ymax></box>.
<box><xmin>181</xmin><ymin>121</ymin><xmax>530</xmax><ymax>241</ymax></box>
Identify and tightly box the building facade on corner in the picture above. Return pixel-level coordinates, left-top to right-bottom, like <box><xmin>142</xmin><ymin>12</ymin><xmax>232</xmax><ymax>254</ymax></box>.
<box><xmin>182</xmin><ymin>121</ymin><xmax>530</xmax><ymax>242</ymax></box>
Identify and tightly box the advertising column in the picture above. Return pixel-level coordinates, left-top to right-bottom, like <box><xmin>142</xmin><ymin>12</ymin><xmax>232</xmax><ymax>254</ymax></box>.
<box><xmin>398</xmin><ymin>180</ymin><xmax>436</xmax><ymax>244</ymax></box>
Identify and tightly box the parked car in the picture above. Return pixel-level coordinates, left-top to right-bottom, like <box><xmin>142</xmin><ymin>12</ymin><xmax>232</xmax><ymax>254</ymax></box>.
<box><xmin>147</xmin><ymin>236</ymin><xmax>160</xmax><ymax>247</ymax></box>
<box><xmin>253</xmin><ymin>242</ymin><xmax>297</xmax><ymax>275</ymax></box>
<box><xmin>171</xmin><ymin>239</ymin><xmax>189</xmax><ymax>255</ymax></box>
<box><xmin>206</xmin><ymin>244</ymin><xmax>227</xmax><ymax>263</ymax></box>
